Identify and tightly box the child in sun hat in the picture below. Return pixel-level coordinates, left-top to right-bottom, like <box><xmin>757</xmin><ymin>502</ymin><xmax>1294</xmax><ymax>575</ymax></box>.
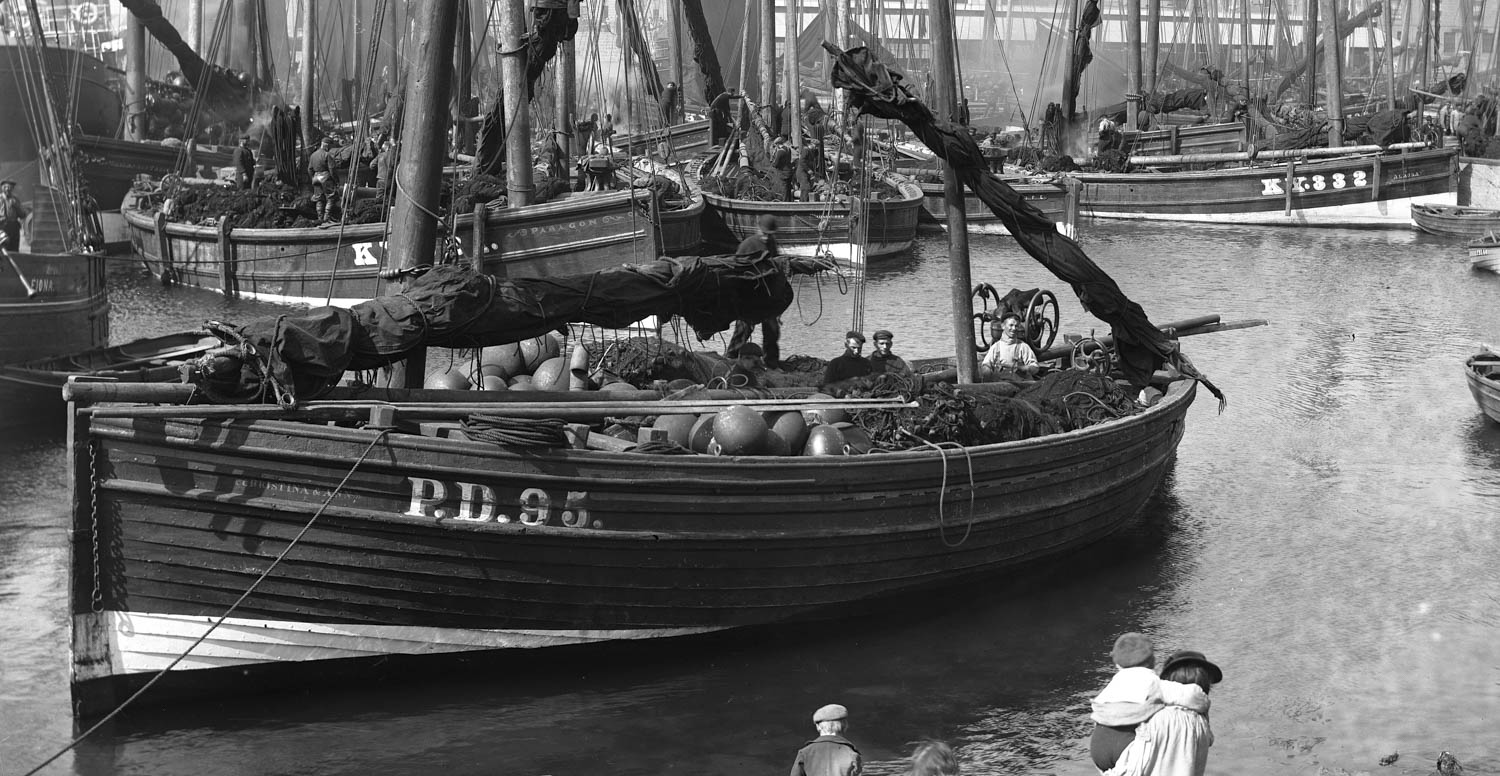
<box><xmin>1089</xmin><ymin>632</ymin><xmax>1210</xmax><ymax>772</ymax></box>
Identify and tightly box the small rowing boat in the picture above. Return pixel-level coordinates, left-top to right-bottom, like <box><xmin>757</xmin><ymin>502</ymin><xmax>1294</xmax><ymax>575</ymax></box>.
<box><xmin>1466</xmin><ymin>348</ymin><xmax>1500</xmax><ymax>424</ymax></box>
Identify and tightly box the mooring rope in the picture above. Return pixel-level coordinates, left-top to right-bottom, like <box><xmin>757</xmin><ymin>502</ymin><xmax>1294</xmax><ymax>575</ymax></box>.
<box><xmin>20</xmin><ymin>430</ymin><xmax>393</xmax><ymax>776</ymax></box>
<box><xmin>898</xmin><ymin>429</ymin><xmax>978</xmax><ymax>548</ymax></box>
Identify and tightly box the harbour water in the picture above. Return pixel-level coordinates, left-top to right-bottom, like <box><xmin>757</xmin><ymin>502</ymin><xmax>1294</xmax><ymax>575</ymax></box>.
<box><xmin>2</xmin><ymin>220</ymin><xmax>1499</xmax><ymax>776</ymax></box>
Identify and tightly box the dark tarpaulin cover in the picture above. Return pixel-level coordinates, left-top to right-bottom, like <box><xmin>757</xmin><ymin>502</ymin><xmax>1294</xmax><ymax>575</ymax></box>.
<box><xmin>118</xmin><ymin>0</ymin><xmax>253</xmax><ymax>123</ymax></box>
<box><xmin>205</xmin><ymin>255</ymin><xmax>827</xmax><ymax>405</ymax></box>
<box><xmin>826</xmin><ymin>44</ymin><xmax>1222</xmax><ymax>404</ymax></box>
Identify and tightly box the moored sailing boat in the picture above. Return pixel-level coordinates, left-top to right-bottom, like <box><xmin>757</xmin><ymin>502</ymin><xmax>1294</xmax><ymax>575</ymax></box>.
<box><xmin>66</xmin><ymin>15</ymin><xmax>1216</xmax><ymax>717</ymax></box>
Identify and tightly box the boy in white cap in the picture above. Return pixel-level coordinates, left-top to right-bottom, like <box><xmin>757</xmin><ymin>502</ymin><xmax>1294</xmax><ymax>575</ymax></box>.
<box><xmin>789</xmin><ymin>703</ymin><xmax>861</xmax><ymax>776</ymax></box>
<box><xmin>1089</xmin><ymin>632</ymin><xmax>1209</xmax><ymax>772</ymax></box>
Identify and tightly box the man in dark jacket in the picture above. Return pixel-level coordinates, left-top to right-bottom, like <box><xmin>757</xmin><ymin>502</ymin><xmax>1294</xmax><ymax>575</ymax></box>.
<box><xmin>867</xmin><ymin>329</ymin><xmax>912</xmax><ymax>377</ymax></box>
<box><xmin>728</xmin><ymin>215</ymin><xmax>783</xmax><ymax>368</ymax></box>
<box><xmin>820</xmin><ymin>331</ymin><xmax>872</xmax><ymax>392</ymax></box>
<box><xmin>789</xmin><ymin>703</ymin><xmax>861</xmax><ymax>776</ymax></box>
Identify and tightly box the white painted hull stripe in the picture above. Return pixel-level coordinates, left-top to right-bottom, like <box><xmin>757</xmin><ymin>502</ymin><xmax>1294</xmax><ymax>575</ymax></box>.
<box><xmin>1083</xmin><ymin>192</ymin><xmax>1456</xmax><ymax>225</ymax></box>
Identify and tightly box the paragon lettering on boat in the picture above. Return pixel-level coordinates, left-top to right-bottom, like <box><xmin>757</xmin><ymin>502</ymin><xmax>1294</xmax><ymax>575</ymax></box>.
<box><xmin>406</xmin><ymin>477</ymin><xmax>598</xmax><ymax>528</ymax></box>
<box><xmin>1259</xmin><ymin>170</ymin><xmax>1368</xmax><ymax>196</ymax></box>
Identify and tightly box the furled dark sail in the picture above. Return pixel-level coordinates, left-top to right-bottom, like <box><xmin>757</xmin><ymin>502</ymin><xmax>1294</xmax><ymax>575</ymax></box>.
<box><xmin>679</xmin><ymin>0</ymin><xmax>731</xmax><ymax>143</ymax></box>
<box><xmin>117</xmin><ymin>0</ymin><xmax>253</xmax><ymax>123</ymax></box>
<box><xmin>1065</xmin><ymin>0</ymin><xmax>1102</xmax><ymax>116</ymax></box>
<box><xmin>198</xmin><ymin>255</ymin><xmax>829</xmax><ymax>406</ymax></box>
<box><xmin>826</xmin><ymin>44</ymin><xmax>1221</xmax><ymax>403</ymax></box>
<box><xmin>1270</xmin><ymin>1</ymin><xmax>1383</xmax><ymax>101</ymax></box>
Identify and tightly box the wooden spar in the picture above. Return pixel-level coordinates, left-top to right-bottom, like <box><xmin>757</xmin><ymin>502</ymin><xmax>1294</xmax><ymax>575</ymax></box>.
<box><xmin>1322</xmin><ymin>0</ymin><xmax>1344</xmax><ymax>147</ymax></box>
<box><xmin>188</xmin><ymin>0</ymin><xmax>201</xmax><ymax>52</ymax></box>
<box><xmin>668</xmin><ymin>0</ymin><xmax>683</xmax><ymax>125</ymax></box>
<box><xmin>1147</xmin><ymin>0</ymin><xmax>1160</xmax><ymax>94</ymax></box>
<box><xmin>384</xmin><ymin>0</ymin><xmax>458</xmax><ymax>388</ymax></box>
<box><xmin>1385</xmin><ymin>0</ymin><xmax>1397</xmax><ymax>108</ymax></box>
<box><xmin>1127</xmin><ymin>0</ymin><xmax>1141</xmax><ymax>130</ymax></box>
<box><xmin>787</xmin><ymin>0</ymin><xmax>808</xmax><ymax>199</ymax></box>
<box><xmin>1240</xmin><ymin>0</ymin><xmax>1250</xmax><ymax>111</ymax></box>
<box><xmin>500</xmin><ymin>0</ymin><xmax>533</xmax><ymax>206</ymax></box>
<box><xmin>761</xmin><ymin>0</ymin><xmax>776</xmax><ymax>109</ymax></box>
<box><xmin>300</xmin><ymin>0</ymin><xmax>315</xmax><ymax>147</ymax></box>
<box><xmin>1127</xmin><ymin>141</ymin><xmax>1428</xmax><ymax>165</ymax></box>
<box><xmin>454</xmin><ymin>0</ymin><xmax>473</xmax><ymax>154</ymax></box>
<box><xmin>556</xmin><ymin>21</ymin><xmax>575</xmax><ymax>183</ymax></box>
<box><xmin>81</xmin><ymin>398</ymin><xmax>917</xmax><ymax>422</ymax></box>
<box><xmin>1034</xmin><ymin>317</ymin><xmax>1268</xmax><ymax>362</ymax></box>
<box><xmin>125</xmin><ymin>11</ymin><xmax>145</xmax><ymax>141</ymax></box>
<box><xmin>929</xmin><ymin>0</ymin><xmax>976</xmax><ymax>383</ymax></box>
<box><xmin>350</xmin><ymin>0</ymin><xmax>364</xmax><ymax>116</ymax></box>
<box><xmin>1302</xmin><ymin>0</ymin><xmax>1318</xmax><ymax>108</ymax></box>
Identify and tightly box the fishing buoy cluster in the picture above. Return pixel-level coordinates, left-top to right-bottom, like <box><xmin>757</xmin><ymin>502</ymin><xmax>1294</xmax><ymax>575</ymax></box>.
<box><xmin>651</xmin><ymin>394</ymin><xmax>875</xmax><ymax>456</ymax></box>
<box><xmin>425</xmin><ymin>333</ymin><xmax>586</xmax><ymax>391</ymax></box>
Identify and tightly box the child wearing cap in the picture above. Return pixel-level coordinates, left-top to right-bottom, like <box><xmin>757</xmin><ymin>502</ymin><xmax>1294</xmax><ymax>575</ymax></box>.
<box><xmin>1089</xmin><ymin>632</ymin><xmax>1210</xmax><ymax>772</ymax></box>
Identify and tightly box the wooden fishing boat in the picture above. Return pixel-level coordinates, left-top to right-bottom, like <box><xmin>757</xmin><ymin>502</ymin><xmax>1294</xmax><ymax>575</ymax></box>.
<box><xmin>65</xmin><ymin>371</ymin><xmax>1195</xmax><ymax>715</ymax></box>
<box><xmin>1411</xmin><ymin>203</ymin><xmax>1500</xmax><ymax>238</ymax></box>
<box><xmin>0</xmin><ymin>45</ymin><xmax>121</xmax><ymax>187</ymax></box>
<box><xmin>1467</xmin><ymin>232</ymin><xmax>1500</xmax><ymax>272</ymax></box>
<box><xmin>617</xmin><ymin>158</ymin><xmax>706</xmax><ymax>256</ymax></box>
<box><xmin>917</xmin><ymin>177</ymin><xmax>1078</xmax><ymax>237</ymax></box>
<box><xmin>122</xmin><ymin>189</ymin><xmax>660</xmax><ymax>306</ymax></box>
<box><xmin>1070</xmin><ymin>146</ymin><xmax>1459</xmax><ymax>226</ymax></box>
<box><xmin>612</xmin><ymin>117</ymin><xmax>714</xmax><ymax>159</ymax></box>
<box><xmin>1465</xmin><ymin>349</ymin><xmax>1500</xmax><ymax>424</ymax></box>
<box><xmin>698</xmin><ymin>169</ymin><xmax>924</xmax><ymax>261</ymax></box>
<box><xmin>0</xmin><ymin>330</ymin><xmax>213</xmax><ymax>429</ymax></box>
<box><xmin>74</xmin><ymin>135</ymin><xmax>236</xmax><ymax>211</ymax></box>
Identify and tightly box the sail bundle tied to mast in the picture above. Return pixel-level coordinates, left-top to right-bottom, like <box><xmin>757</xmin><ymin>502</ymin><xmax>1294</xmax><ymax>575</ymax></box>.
<box><xmin>196</xmin><ymin>255</ymin><xmax>829</xmax><ymax>406</ymax></box>
<box><xmin>825</xmin><ymin>44</ymin><xmax>1221</xmax><ymax>404</ymax></box>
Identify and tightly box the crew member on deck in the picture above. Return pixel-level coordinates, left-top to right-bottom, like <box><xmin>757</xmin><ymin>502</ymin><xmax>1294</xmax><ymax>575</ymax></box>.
<box><xmin>821</xmin><ymin>330</ymin><xmax>872</xmax><ymax>392</ymax></box>
<box><xmin>309</xmin><ymin>137</ymin><xmax>336</xmax><ymax>223</ymax></box>
<box><xmin>232</xmin><ymin>135</ymin><xmax>256</xmax><ymax>189</ymax></box>
<box><xmin>725</xmin><ymin>341</ymin><xmax>764</xmax><ymax>389</ymax></box>
<box><xmin>867</xmin><ymin>330</ymin><xmax>912</xmax><ymax>378</ymax></box>
<box><xmin>980</xmin><ymin>312</ymin><xmax>1039</xmax><ymax>379</ymax></box>
<box><xmin>0</xmin><ymin>179</ymin><xmax>30</xmax><ymax>251</ymax></box>
<box><xmin>727</xmin><ymin>215</ymin><xmax>784</xmax><ymax>368</ymax></box>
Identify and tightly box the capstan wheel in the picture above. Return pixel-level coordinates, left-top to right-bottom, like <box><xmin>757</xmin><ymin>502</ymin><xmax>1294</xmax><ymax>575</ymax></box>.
<box><xmin>1070</xmin><ymin>336</ymin><xmax>1115</xmax><ymax>376</ymax></box>
<box><xmin>971</xmin><ymin>282</ymin><xmax>1003</xmax><ymax>352</ymax></box>
<box><xmin>1023</xmin><ymin>289</ymin><xmax>1060</xmax><ymax>352</ymax></box>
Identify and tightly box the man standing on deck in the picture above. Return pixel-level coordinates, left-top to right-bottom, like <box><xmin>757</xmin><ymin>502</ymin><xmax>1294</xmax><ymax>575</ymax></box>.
<box><xmin>789</xmin><ymin>703</ymin><xmax>862</xmax><ymax>776</ymax></box>
<box><xmin>309</xmin><ymin>137</ymin><xmax>336</xmax><ymax>223</ymax></box>
<box><xmin>1</xmin><ymin>180</ymin><xmax>30</xmax><ymax>251</ymax></box>
<box><xmin>232</xmin><ymin>135</ymin><xmax>256</xmax><ymax>189</ymax></box>
<box><xmin>727</xmin><ymin>214</ymin><xmax>784</xmax><ymax>369</ymax></box>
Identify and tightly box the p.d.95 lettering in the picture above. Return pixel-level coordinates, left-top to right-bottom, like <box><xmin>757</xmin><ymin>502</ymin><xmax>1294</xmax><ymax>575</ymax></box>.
<box><xmin>406</xmin><ymin>477</ymin><xmax>597</xmax><ymax>528</ymax></box>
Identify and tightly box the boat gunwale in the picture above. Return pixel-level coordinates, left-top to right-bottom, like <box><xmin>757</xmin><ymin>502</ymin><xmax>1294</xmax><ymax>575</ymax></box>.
<box><xmin>1069</xmin><ymin>146</ymin><xmax>1457</xmax><ymax>183</ymax></box>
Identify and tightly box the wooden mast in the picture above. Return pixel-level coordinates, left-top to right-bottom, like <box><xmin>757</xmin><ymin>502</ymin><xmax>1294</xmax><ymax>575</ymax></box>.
<box><xmin>761</xmin><ymin>0</ymin><xmax>777</xmax><ymax>121</ymax></box>
<box><xmin>668</xmin><ymin>0</ymin><xmax>684</xmax><ymax>124</ymax></box>
<box><xmin>300</xmin><ymin>0</ymin><xmax>315</xmax><ymax>147</ymax></box>
<box><xmin>1061</xmin><ymin>0</ymin><xmax>1082</xmax><ymax>140</ymax></box>
<box><xmin>930</xmin><ymin>0</ymin><xmax>976</xmax><ymax>382</ymax></box>
<box><xmin>1147</xmin><ymin>0</ymin><xmax>1161</xmax><ymax>94</ymax></box>
<box><xmin>188</xmin><ymin>0</ymin><xmax>202</xmax><ymax>52</ymax></box>
<box><xmin>1321</xmin><ymin>0</ymin><xmax>1344</xmax><ymax>146</ymax></box>
<box><xmin>1240</xmin><ymin>0</ymin><xmax>1251</xmax><ymax>110</ymax></box>
<box><xmin>1303</xmin><ymin>0</ymin><xmax>1317</xmax><ymax>109</ymax></box>
<box><xmin>454</xmin><ymin>0</ymin><xmax>474</xmax><ymax>154</ymax></box>
<box><xmin>557</xmin><ymin>6</ymin><xmax>576</xmax><ymax>179</ymax></box>
<box><xmin>500</xmin><ymin>0</ymin><xmax>534</xmax><ymax>207</ymax></box>
<box><xmin>126</xmin><ymin>11</ymin><xmax>146</xmax><ymax>141</ymax></box>
<box><xmin>1385</xmin><ymin>0</ymin><xmax>1396</xmax><ymax>108</ymax></box>
<box><xmin>1127</xmin><ymin>0</ymin><xmax>1141</xmax><ymax>130</ymax></box>
<box><xmin>383</xmin><ymin>0</ymin><xmax>458</xmax><ymax>388</ymax></box>
<box><xmin>787</xmin><ymin>0</ymin><xmax>808</xmax><ymax>199</ymax></box>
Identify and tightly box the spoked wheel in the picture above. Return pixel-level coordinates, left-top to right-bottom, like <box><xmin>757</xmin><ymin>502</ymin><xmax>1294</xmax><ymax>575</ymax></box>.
<box><xmin>971</xmin><ymin>282</ymin><xmax>1003</xmax><ymax>352</ymax></box>
<box><xmin>1070</xmin><ymin>336</ymin><xmax>1116</xmax><ymax>376</ymax></box>
<box><xmin>1023</xmin><ymin>289</ymin><xmax>1060</xmax><ymax>353</ymax></box>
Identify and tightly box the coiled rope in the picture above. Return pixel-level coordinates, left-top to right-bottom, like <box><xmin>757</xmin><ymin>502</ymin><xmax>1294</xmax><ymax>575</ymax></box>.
<box><xmin>461</xmin><ymin>414</ymin><xmax>570</xmax><ymax>449</ymax></box>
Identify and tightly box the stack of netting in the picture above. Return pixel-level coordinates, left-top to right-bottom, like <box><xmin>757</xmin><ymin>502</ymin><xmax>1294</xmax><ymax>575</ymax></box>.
<box><xmin>852</xmin><ymin>370</ymin><xmax>1140</xmax><ymax>450</ymax></box>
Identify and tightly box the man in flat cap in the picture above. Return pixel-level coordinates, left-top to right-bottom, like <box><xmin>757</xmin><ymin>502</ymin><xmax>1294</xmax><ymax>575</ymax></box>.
<box><xmin>867</xmin><ymin>329</ymin><xmax>912</xmax><ymax>378</ymax></box>
<box><xmin>819</xmin><ymin>330</ymin><xmax>872</xmax><ymax>394</ymax></box>
<box><xmin>1</xmin><ymin>179</ymin><xmax>30</xmax><ymax>251</ymax></box>
<box><xmin>789</xmin><ymin>703</ymin><xmax>861</xmax><ymax>776</ymax></box>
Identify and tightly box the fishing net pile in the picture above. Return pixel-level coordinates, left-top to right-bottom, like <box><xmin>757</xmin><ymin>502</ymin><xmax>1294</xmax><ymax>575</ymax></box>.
<box><xmin>848</xmin><ymin>370</ymin><xmax>1141</xmax><ymax>449</ymax></box>
<box><xmin>154</xmin><ymin>180</ymin><xmax>328</xmax><ymax>228</ymax></box>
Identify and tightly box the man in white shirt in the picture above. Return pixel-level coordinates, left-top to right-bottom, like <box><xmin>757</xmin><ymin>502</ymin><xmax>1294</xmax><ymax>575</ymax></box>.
<box><xmin>980</xmin><ymin>312</ymin><xmax>1039</xmax><ymax>380</ymax></box>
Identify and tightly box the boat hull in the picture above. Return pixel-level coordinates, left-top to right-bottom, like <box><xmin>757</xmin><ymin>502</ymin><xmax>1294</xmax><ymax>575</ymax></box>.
<box><xmin>918</xmin><ymin>180</ymin><xmax>1075</xmax><ymax>236</ymax></box>
<box><xmin>0</xmin><ymin>45</ymin><xmax>120</xmax><ymax>186</ymax></box>
<box><xmin>1411</xmin><ymin>203</ymin><xmax>1500</xmax><ymax>237</ymax></box>
<box><xmin>653</xmin><ymin>192</ymin><xmax>705</xmax><ymax>256</ymax></box>
<box><xmin>0</xmin><ymin>331</ymin><xmax>214</xmax><ymax>428</ymax></box>
<box><xmin>1466</xmin><ymin>352</ymin><xmax>1500</xmax><ymax>423</ymax></box>
<box><xmin>1071</xmin><ymin>147</ymin><xmax>1459</xmax><ymax>226</ymax></box>
<box><xmin>69</xmin><ymin>380</ymin><xmax>1194</xmax><ymax>713</ymax></box>
<box><xmin>1468</xmin><ymin>236</ymin><xmax>1500</xmax><ymax>272</ymax></box>
<box><xmin>0</xmin><ymin>251</ymin><xmax>109</xmax><ymax>428</ymax></box>
<box><xmin>123</xmin><ymin>190</ymin><xmax>659</xmax><ymax>306</ymax></box>
<box><xmin>75</xmin><ymin>135</ymin><xmax>236</xmax><ymax>211</ymax></box>
<box><xmin>700</xmin><ymin>179</ymin><xmax>925</xmax><ymax>260</ymax></box>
